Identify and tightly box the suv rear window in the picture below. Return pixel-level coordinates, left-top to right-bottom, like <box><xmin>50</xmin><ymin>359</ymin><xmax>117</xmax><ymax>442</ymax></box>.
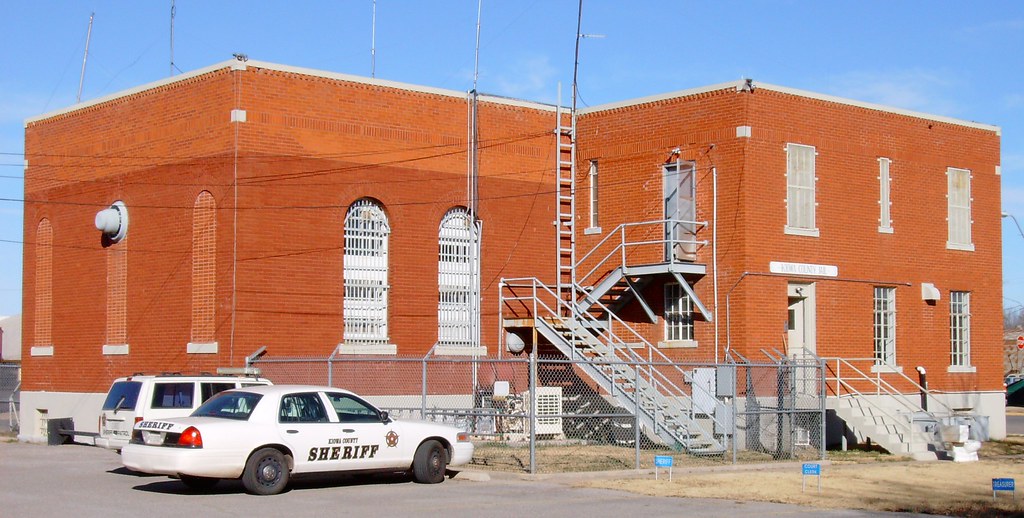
<box><xmin>201</xmin><ymin>382</ymin><xmax>236</xmax><ymax>403</ymax></box>
<box><xmin>151</xmin><ymin>382</ymin><xmax>195</xmax><ymax>409</ymax></box>
<box><xmin>102</xmin><ymin>381</ymin><xmax>142</xmax><ymax>411</ymax></box>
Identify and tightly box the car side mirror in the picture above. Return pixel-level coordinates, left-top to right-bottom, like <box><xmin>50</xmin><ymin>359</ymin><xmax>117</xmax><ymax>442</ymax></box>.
<box><xmin>380</xmin><ymin>411</ymin><xmax>390</xmax><ymax>423</ymax></box>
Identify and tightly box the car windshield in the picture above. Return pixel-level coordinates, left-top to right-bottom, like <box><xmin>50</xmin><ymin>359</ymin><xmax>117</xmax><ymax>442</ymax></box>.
<box><xmin>102</xmin><ymin>381</ymin><xmax>142</xmax><ymax>411</ymax></box>
<box><xmin>191</xmin><ymin>391</ymin><xmax>263</xmax><ymax>420</ymax></box>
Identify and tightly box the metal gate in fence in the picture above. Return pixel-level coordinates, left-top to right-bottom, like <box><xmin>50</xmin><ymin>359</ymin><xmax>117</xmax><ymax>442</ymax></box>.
<box><xmin>0</xmin><ymin>362</ymin><xmax>20</xmax><ymax>434</ymax></box>
<box><xmin>251</xmin><ymin>354</ymin><xmax>825</xmax><ymax>474</ymax></box>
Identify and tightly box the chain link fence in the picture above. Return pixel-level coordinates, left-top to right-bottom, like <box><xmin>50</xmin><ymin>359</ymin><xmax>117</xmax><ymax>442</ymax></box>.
<box><xmin>252</xmin><ymin>354</ymin><xmax>824</xmax><ymax>473</ymax></box>
<box><xmin>0</xmin><ymin>362</ymin><xmax>20</xmax><ymax>434</ymax></box>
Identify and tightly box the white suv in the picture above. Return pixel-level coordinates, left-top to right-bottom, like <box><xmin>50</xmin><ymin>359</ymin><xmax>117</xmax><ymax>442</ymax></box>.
<box><xmin>96</xmin><ymin>374</ymin><xmax>272</xmax><ymax>450</ymax></box>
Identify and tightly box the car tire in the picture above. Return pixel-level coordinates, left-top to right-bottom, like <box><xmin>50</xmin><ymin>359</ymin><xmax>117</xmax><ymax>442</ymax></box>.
<box><xmin>412</xmin><ymin>440</ymin><xmax>447</xmax><ymax>484</ymax></box>
<box><xmin>179</xmin><ymin>474</ymin><xmax>219</xmax><ymax>491</ymax></box>
<box><xmin>242</xmin><ymin>447</ymin><xmax>290</xmax><ymax>495</ymax></box>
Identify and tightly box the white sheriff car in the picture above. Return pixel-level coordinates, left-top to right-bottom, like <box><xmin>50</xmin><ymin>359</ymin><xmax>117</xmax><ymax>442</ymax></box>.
<box><xmin>121</xmin><ymin>385</ymin><xmax>474</xmax><ymax>495</ymax></box>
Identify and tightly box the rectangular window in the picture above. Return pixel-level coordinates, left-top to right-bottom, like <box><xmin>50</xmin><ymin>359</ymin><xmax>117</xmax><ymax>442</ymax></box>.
<box><xmin>873</xmin><ymin>287</ymin><xmax>896</xmax><ymax>366</ymax></box>
<box><xmin>878</xmin><ymin>158</ymin><xmax>892</xmax><ymax>232</ymax></box>
<box><xmin>664</xmin><ymin>283</ymin><xmax>693</xmax><ymax>341</ymax></box>
<box><xmin>950</xmin><ymin>291</ymin><xmax>971</xmax><ymax>367</ymax></box>
<box><xmin>151</xmin><ymin>383</ymin><xmax>194</xmax><ymax>409</ymax></box>
<box><xmin>785</xmin><ymin>143</ymin><xmax>817</xmax><ymax>236</ymax></box>
<box><xmin>588</xmin><ymin>160</ymin><xmax>599</xmax><ymax>229</ymax></box>
<box><xmin>947</xmin><ymin>167</ymin><xmax>973</xmax><ymax>250</ymax></box>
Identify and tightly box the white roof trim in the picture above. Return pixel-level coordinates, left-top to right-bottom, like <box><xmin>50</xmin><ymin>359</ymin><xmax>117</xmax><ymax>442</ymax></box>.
<box><xmin>25</xmin><ymin>61</ymin><xmax>236</xmax><ymax>125</ymax></box>
<box><xmin>252</xmin><ymin>61</ymin><xmax>556</xmax><ymax>111</ymax></box>
<box><xmin>25</xmin><ymin>59</ymin><xmax>555</xmax><ymax>125</ymax></box>
<box><xmin>577</xmin><ymin>80</ymin><xmax>746</xmax><ymax>114</ymax></box>
<box><xmin>580</xmin><ymin>79</ymin><xmax>999</xmax><ymax>134</ymax></box>
<box><xmin>757</xmin><ymin>81</ymin><xmax>999</xmax><ymax>133</ymax></box>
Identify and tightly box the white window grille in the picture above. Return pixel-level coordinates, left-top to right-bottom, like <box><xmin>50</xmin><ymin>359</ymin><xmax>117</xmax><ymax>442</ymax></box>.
<box><xmin>950</xmin><ymin>291</ymin><xmax>971</xmax><ymax>367</ymax></box>
<box><xmin>438</xmin><ymin>207</ymin><xmax>478</xmax><ymax>347</ymax></box>
<box><xmin>878</xmin><ymin>158</ymin><xmax>892</xmax><ymax>232</ymax></box>
<box><xmin>946</xmin><ymin>167</ymin><xmax>972</xmax><ymax>249</ymax></box>
<box><xmin>873</xmin><ymin>287</ymin><xmax>896</xmax><ymax>366</ymax></box>
<box><xmin>588</xmin><ymin>160</ymin><xmax>599</xmax><ymax>229</ymax></box>
<box><xmin>785</xmin><ymin>143</ymin><xmax>817</xmax><ymax>235</ymax></box>
<box><xmin>343</xmin><ymin>199</ymin><xmax>390</xmax><ymax>344</ymax></box>
<box><xmin>664</xmin><ymin>283</ymin><xmax>693</xmax><ymax>341</ymax></box>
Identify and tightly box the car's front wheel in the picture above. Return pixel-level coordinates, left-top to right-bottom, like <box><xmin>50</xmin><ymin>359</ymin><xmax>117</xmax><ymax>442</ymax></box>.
<box><xmin>242</xmin><ymin>447</ymin><xmax>290</xmax><ymax>495</ymax></box>
<box><xmin>412</xmin><ymin>440</ymin><xmax>447</xmax><ymax>484</ymax></box>
<box><xmin>179</xmin><ymin>474</ymin><xmax>219</xmax><ymax>491</ymax></box>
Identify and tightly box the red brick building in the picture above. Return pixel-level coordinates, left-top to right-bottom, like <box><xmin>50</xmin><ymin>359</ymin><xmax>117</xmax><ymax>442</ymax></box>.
<box><xmin>20</xmin><ymin>61</ymin><xmax>1003</xmax><ymax>447</ymax></box>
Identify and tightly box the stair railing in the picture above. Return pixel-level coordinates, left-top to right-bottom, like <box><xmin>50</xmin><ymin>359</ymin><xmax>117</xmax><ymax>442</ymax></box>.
<box><xmin>500</xmin><ymin>277</ymin><xmax>727</xmax><ymax>449</ymax></box>
<box><xmin>826</xmin><ymin>357</ymin><xmax>954</xmax><ymax>418</ymax></box>
<box><xmin>824</xmin><ymin>357</ymin><xmax>955</xmax><ymax>453</ymax></box>
<box><xmin>575</xmin><ymin>219</ymin><xmax>708</xmax><ymax>289</ymax></box>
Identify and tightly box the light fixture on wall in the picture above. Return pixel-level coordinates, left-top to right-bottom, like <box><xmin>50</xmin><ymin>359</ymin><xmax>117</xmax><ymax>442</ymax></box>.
<box><xmin>95</xmin><ymin>201</ymin><xmax>128</xmax><ymax>244</ymax></box>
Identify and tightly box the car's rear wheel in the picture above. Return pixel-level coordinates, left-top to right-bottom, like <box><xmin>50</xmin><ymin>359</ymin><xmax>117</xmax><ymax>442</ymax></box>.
<box><xmin>179</xmin><ymin>474</ymin><xmax>219</xmax><ymax>490</ymax></box>
<box><xmin>242</xmin><ymin>448</ymin><xmax>290</xmax><ymax>495</ymax></box>
<box><xmin>412</xmin><ymin>440</ymin><xmax>447</xmax><ymax>484</ymax></box>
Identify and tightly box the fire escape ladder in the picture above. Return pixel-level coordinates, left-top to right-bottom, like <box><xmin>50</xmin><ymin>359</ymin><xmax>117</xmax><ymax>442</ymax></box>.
<box><xmin>555</xmin><ymin>94</ymin><xmax>576</xmax><ymax>312</ymax></box>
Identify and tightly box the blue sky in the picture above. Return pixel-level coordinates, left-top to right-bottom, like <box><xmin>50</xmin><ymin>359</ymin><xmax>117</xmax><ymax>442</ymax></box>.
<box><xmin>1</xmin><ymin>1</ymin><xmax>1022</xmax><ymax>321</ymax></box>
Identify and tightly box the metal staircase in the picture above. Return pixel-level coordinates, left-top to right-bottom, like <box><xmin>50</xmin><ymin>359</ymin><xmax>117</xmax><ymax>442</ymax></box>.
<box><xmin>501</xmin><ymin>278</ymin><xmax>727</xmax><ymax>454</ymax></box>
<box><xmin>824</xmin><ymin>357</ymin><xmax>958</xmax><ymax>461</ymax></box>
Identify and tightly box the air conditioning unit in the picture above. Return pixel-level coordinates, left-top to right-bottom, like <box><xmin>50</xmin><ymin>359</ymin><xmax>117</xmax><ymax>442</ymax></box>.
<box><xmin>523</xmin><ymin>387</ymin><xmax>563</xmax><ymax>437</ymax></box>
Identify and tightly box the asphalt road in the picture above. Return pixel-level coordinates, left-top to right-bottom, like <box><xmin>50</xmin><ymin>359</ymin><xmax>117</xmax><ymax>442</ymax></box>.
<box><xmin>0</xmin><ymin>441</ymin><xmax>931</xmax><ymax>518</ymax></box>
<box><xmin>1007</xmin><ymin>412</ymin><xmax>1024</xmax><ymax>435</ymax></box>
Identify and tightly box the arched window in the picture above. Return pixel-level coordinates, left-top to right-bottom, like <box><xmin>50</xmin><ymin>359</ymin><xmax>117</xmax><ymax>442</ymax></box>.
<box><xmin>343</xmin><ymin>199</ymin><xmax>390</xmax><ymax>344</ymax></box>
<box><xmin>34</xmin><ymin>219</ymin><xmax>52</xmax><ymax>349</ymax></box>
<box><xmin>106</xmin><ymin>230</ymin><xmax>127</xmax><ymax>348</ymax></box>
<box><xmin>438</xmin><ymin>208</ymin><xmax>479</xmax><ymax>347</ymax></box>
<box><xmin>191</xmin><ymin>191</ymin><xmax>216</xmax><ymax>347</ymax></box>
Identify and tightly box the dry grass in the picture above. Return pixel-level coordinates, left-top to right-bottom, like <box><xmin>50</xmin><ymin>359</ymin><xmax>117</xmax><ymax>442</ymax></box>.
<box><xmin>577</xmin><ymin>439</ymin><xmax>1024</xmax><ymax>517</ymax></box>
<box><xmin>467</xmin><ymin>438</ymin><xmax>1024</xmax><ymax>516</ymax></box>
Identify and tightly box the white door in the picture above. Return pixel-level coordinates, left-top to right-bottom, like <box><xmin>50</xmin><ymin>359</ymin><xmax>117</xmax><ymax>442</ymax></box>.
<box><xmin>323</xmin><ymin>392</ymin><xmax>409</xmax><ymax>469</ymax></box>
<box><xmin>787</xmin><ymin>283</ymin><xmax>817</xmax><ymax>396</ymax></box>
<box><xmin>278</xmin><ymin>392</ymin><xmax>360</xmax><ymax>474</ymax></box>
<box><xmin>786</xmin><ymin>283</ymin><xmax>815</xmax><ymax>357</ymax></box>
<box><xmin>663</xmin><ymin>161</ymin><xmax>696</xmax><ymax>261</ymax></box>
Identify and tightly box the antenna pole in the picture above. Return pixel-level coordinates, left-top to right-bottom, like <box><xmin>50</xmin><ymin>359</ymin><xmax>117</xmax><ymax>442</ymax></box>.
<box><xmin>572</xmin><ymin>0</ymin><xmax>582</xmax><ymax>116</ymax></box>
<box><xmin>77</xmin><ymin>12</ymin><xmax>94</xmax><ymax>103</ymax></box>
<box><xmin>371</xmin><ymin>0</ymin><xmax>376</xmax><ymax>78</ymax></box>
<box><xmin>170</xmin><ymin>0</ymin><xmax>176</xmax><ymax>76</ymax></box>
<box><xmin>469</xmin><ymin>0</ymin><xmax>482</xmax><ymax>216</ymax></box>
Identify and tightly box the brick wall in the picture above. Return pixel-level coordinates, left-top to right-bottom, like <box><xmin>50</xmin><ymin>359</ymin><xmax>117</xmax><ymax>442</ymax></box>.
<box><xmin>22</xmin><ymin>64</ymin><xmax>555</xmax><ymax>392</ymax></box>
<box><xmin>575</xmin><ymin>85</ymin><xmax>1001</xmax><ymax>391</ymax></box>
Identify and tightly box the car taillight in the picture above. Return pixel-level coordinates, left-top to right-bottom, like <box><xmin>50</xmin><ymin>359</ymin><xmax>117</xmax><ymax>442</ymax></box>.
<box><xmin>135</xmin><ymin>417</ymin><xmax>143</xmax><ymax>425</ymax></box>
<box><xmin>457</xmin><ymin>432</ymin><xmax>470</xmax><ymax>443</ymax></box>
<box><xmin>177</xmin><ymin>426</ymin><xmax>203</xmax><ymax>448</ymax></box>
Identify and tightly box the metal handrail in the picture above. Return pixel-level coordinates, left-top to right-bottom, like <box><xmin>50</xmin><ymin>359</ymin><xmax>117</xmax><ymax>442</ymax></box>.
<box><xmin>575</xmin><ymin>219</ymin><xmax>708</xmax><ymax>287</ymax></box>
<box><xmin>500</xmin><ymin>277</ymin><xmax>728</xmax><ymax>443</ymax></box>
<box><xmin>825</xmin><ymin>357</ymin><xmax>955</xmax><ymax>417</ymax></box>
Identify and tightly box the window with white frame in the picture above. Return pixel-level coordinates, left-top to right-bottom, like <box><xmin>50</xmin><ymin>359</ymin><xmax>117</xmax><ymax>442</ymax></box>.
<box><xmin>438</xmin><ymin>207</ymin><xmax>478</xmax><ymax>347</ymax></box>
<box><xmin>873</xmin><ymin>287</ymin><xmax>896</xmax><ymax>366</ymax></box>
<box><xmin>343</xmin><ymin>199</ymin><xmax>390</xmax><ymax>344</ymax></box>
<box><xmin>664</xmin><ymin>283</ymin><xmax>693</xmax><ymax>341</ymax></box>
<box><xmin>785</xmin><ymin>143</ymin><xmax>817</xmax><ymax>235</ymax></box>
<box><xmin>947</xmin><ymin>167</ymin><xmax>972</xmax><ymax>250</ymax></box>
<box><xmin>950</xmin><ymin>291</ymin><xmax>971</xmax><ymax>367</ymax></box>
<box><xmin>588</xmin><ymin>160</ymin><xmax>599</xmax><ymax>229</ymax></box>
<box><xmin>878</xmin><ymin>158</ymin><xmax>892</xmax><ymax>232</ymax></box>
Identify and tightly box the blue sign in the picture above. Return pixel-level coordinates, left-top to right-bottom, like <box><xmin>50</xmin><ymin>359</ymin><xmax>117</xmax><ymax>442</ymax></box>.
<box><xmin>802</xmin><ymin>463</ymin><xmax>821</xmax><ymax>476</ymax></box>
<box><xmin>654</xmin><ymin>455</ymin><xmax>674</xmax><ymax>468</ymax></box>
<box><xmin>993</xmin><ymin>478</ymin><xmax>1015</xmax><ymax>492</ymax></box>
